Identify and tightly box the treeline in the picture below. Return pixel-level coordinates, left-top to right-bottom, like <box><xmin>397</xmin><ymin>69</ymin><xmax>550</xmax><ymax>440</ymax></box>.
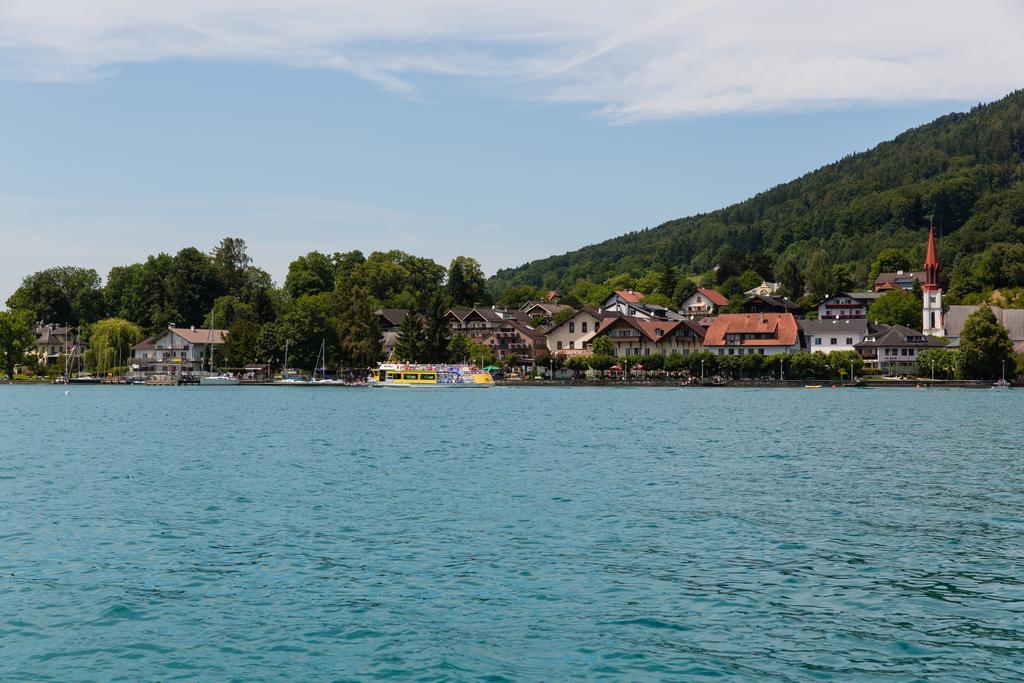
<box><xmin>490</xmin><ymin>89</ymin><xmax>1024</xmax><ymax>310</ymax></box>
<box><xmin>3</xmin><ymin>239</ymin><xmax>496</xmax><ymax>374</ymax></box>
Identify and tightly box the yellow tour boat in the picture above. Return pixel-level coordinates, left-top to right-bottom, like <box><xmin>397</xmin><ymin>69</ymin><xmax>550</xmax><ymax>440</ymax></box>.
<box><xmin>368</xmin><ymin>363</ymin><xmax>495</xmax><ymax>388</ymax></box>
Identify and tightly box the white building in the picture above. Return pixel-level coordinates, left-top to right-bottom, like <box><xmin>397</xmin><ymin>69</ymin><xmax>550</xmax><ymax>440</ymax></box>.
<box><xmin>132</xmin><ymin>325</ymin><xmax>229</xmax><ymax>376</ymax></box>
<box><xmin>799</xmin><ymin>318</ymin><xmax>873</xmax><ymax>353</ymax></box>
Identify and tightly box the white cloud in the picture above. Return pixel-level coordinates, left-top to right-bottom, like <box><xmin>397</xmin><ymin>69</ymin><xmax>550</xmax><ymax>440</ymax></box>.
<box><xmin>1</xmin><ymin>0</ymin><xmax>1022</xmax><ymax>119</ymax></box>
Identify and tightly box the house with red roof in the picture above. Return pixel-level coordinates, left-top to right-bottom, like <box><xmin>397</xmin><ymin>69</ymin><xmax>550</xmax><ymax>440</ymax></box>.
<box><xmin>592</xmin><ymin>316</ymin><xmax>706</xmax><ymax>358</ymax></box>
<box><xmin>702</xmin><ymin>313</ymin><xmax>800</xmax><ymax>357</ymax></box>
<box><xmin>479</xmin><ymin>319</ymin><xmax>547</xmax><ymax>365</ymax></box>
<box><xmin>680</xmin><ymin>288</ymin><xmax>729</xmax><ymax>317</ymax></box>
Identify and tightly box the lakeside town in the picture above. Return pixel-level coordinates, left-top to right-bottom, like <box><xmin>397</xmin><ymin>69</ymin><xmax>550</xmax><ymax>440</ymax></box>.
<box><xmin>3</xmin><ymin>228</ymin><xmax>1021</xmax><ymax>387</ymax></box>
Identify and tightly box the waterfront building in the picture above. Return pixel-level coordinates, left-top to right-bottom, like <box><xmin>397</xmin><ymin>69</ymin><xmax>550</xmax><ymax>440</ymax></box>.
<box><xmin>479</xmin><ymin>319</ymin><xmax>547</xmax><ymax>364</ymax></box>
<box><xmin>815</xmin><ymin>292</ymin><xmax>882</xmax><ymax>319</ymax></box>
<box><xmin>922</xmin><ymin>224</ymin><xmax>945</xmax><ymax>336</ymax></box>
<box><xmin>702</xmin><ymin>313</ymin><xmax>801</xmax><ymax>356</ymax></box>
<box><xmin>446</xmin><ymin>307</ymin><xmax>529</xmax><ymax>344</ymax></box>
<box><xmin>594</xmin><ymin>316</ymin><xmax>705</xmax><ymax>357</ymax></box>
<box><xmin>545</xmin><ymin>309</ymin><xmax>612</xmax><ymax>355</ymax></box>
<box><xmin>680</xmin><ymin>288</ymin><xmax>729</xmax><ymax>317</ymax></box>
<box><xmin>31</xmin><ymin>324</ymin><xmax>82</xmax><ymax>366</ymax></box>
<box><xmin>131</xmin><ymin>325</ymin><xmax>228</xmax><ymax>376</ymax></box>
<box><xmin>854</xmin><ymin>324</ymin><xmax>944</xmax><ymax>375</ymax></box>
<box><xmin>798</xmin><ymin>318</ymin><xmax>874</xmax><ymax>352</ymax></box>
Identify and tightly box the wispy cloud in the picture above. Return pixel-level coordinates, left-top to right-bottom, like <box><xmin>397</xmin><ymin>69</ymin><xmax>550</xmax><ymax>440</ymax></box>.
<box><xmin>2</xmin><ymin>0</ymin><xmax>1022</xmax><ymax>119</ymax></box>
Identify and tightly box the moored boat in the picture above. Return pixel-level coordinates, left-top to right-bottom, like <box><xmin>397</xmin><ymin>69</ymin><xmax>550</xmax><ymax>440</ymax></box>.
<box><xmin>200</xmin><ymin>373</ymin><xmax>241</xmax><ymax>386</ymax></box>
<box><xmin>368</xmin><ymin>363</ymin><xmax>494</xmax><ymax>388</ymax></box>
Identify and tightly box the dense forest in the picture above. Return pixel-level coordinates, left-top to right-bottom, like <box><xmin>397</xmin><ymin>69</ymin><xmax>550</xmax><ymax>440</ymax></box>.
<box><xmin>490</xmin><ymin>89</ymin><xmax>1024</xmax><ymax>309</ymax></box>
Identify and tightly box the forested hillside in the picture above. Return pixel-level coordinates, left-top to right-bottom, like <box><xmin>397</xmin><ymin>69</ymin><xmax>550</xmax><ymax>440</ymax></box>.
<box><xmin>490</xmin><ymin>90</ymin><xmax>1024</xmax><ymax>307</ymax></box>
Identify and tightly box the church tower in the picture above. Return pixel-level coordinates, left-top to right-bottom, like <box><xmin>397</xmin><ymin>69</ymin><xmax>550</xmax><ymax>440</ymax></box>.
<box><xmin>922</xmin><ymin>223</ymin><xmax>944</xmax><ymax>336</ymax></box>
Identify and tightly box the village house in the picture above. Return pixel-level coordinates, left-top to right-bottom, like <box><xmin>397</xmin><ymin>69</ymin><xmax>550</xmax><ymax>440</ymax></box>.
<box><xmin>799</xmin><ymin>318</ymin><xmax>875</xmax><ymax>353</ymax></box>
<box><xmin>594</xmin><ymin>316</ymin><xmax>706</xmax><ymax>358</ymax></box>
<box><xmin>545</xmin><ymin>309</ymin><xmax>610</xmax><ymax>356</ymax></box>
<box><xmin>31</xmin><ymin>324</ymin><xmax>81</xmax><ymax>366</ymax></box>
<box><xmin>703</xmin><ymin>313</ymin><xmax>801</xmax><ymax>356</ymax></box>
<box><xmin>376</xmin><ymin>308</ymin><xmax>411</xmax><ymax>356</ymax></box>
<box><xmin>479</xmin><ymin>319</ymin><xmax>547</xmax><ymax>364</ymax></box>
<box><xmin>745</xmin><ymin>281</ymin><xmax>781</xmax><ymax>297</ymax></box>
<box><xmin>131</xmin><ymin>325</ymin><xmax>228</xmax><ymax>376</ymax></box>
<box><xmin>854</xmin><ymin>324</ymin><xmax>944</xmax><ymax>374</ymax></box>
<box><xmin>600</xmin><ymin>290</ymin><xmax>683</xmax><ymax>321</ymax></box>
<box><xmin>816</xmin><ymin>292</ymin><xmax>882</xmax><ymax>319</ymax></box>
<box><xmin>520</xmin><ymin>300</ymin><xmax>573</xmax><ymax>321</ymax></box>
<box><xmin>742</xmin><ymin>294</ymin><xmax>801</xmax><ymax>316</ymax></box>
<box><xmin>680</xmin><ymin>288</ymin><xmax>729</xmax><ymax>317</ymax></box>
<box><xmin>447</xmin><ymin>307</ymin><xmax>529</xmax><ymax>344</ymax></box>
<box><xmin>874</xmin><ymin>270</ymin><xmax>925</xmax><ymax>291</ymax></box>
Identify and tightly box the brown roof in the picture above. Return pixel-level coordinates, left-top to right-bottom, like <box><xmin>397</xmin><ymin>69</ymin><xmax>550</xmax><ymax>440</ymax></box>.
<box><xmin>598</xmin><ymin>316</ymin><xmax>706</xmax><ymax>344</ymax></box>
<box><xmin>874</xmin><ymin>271</ymin><xmax>925</xmax><ymax>289</ymax></box>
<box><xmin>696</xmin><ymin>288</ymin><xmax>730</xmax><ymax>306</ymax></box>
<box><xmin>132</xmin><ymin>336</ymin><xmax>158</xmax><ymax>351</ymax></box>
<box><xmin>703</xmin><ymin>313</ymin><xmax>800</xmax><ymax>347</ymax></box>
<box><xmin>165</xmin><ymin>327</ymin><xmax>228</xmax><ymax>344</ymax></box>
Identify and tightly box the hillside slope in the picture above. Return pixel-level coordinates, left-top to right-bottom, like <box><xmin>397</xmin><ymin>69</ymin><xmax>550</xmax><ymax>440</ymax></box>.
<box><xmin>491</xmin><ymin>90</ymin><xmax>1024</xmax><ymax>297</ymax></box>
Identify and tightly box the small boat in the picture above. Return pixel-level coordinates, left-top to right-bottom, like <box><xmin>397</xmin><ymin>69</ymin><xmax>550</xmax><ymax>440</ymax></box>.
<box><xmin>369</xmin><ymin>363</ymin><xmax>494</xmax><ymax>388</ymax></box>
<box><xmin>200</xmin><ymin>373</ymin><xmax>240</xmax><ymax>386</ymax></box>
<box><xmin>67</xmin><ymin>375</ymin><xmax>103</xmax><ymax>385</ymax></box>
<box><xmin>804</xmin><ymin>384</ymin><xmax>822</xmax><ymax>389</ymax></box>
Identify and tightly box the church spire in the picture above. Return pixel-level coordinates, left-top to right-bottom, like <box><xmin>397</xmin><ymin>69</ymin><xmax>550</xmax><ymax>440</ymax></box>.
<box><xmin>923</xmin><ymin>222</ymin><xmax>940</xmax><ymax>290</ymax></box>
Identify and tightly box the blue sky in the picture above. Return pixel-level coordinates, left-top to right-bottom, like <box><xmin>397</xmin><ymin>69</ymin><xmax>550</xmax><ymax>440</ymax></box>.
<box><xmin>2</xmin><ymin>1</ymin><xmax>1022</xmax><ymax>301</ymax></box>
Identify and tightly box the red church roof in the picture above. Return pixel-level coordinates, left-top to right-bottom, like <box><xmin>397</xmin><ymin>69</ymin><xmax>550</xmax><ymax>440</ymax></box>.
<box><xmin>923</xmin><ymin>223</ymin><xmax>940</xmax><ymax>290</ymax></box>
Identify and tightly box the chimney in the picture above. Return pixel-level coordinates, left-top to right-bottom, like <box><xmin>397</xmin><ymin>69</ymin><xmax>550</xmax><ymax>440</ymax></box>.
<box><xmin>168</xmin><ymin>323</ymin><xmax>176</xmax><ymax>329</ymax></box>
<box><xmin>191</xmin><ymin>325</ymin><xmax>196</xmax><ymax>332</ymax></box>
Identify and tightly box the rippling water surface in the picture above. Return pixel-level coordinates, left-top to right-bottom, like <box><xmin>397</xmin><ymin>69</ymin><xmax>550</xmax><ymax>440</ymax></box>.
<box><xmin>1</xmin><ymin>385</ymin><xmax>1022</xmax><ymax>680</ymax></box>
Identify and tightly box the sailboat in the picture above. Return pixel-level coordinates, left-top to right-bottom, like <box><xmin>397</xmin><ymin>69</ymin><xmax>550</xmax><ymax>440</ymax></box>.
<box><xmin>993</xmin><ymin>360</ymin><xmax>1011</xmax><ymax>389</ymax></box>
<box><xmin>66</xmin><ymin>328</ymin><xmax>102</xmax><ymax>384</ymax></box>
<box><xmin>200</xmin><ymin>315</ymin><xmax>240</xmax><ymax>385</ymax></box>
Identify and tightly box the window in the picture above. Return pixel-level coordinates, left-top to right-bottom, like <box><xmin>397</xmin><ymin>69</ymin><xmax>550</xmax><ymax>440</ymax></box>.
<box><xmin>594</xmin><ymin>323</ymin><xmax>600</xmax><ymax>333</ymax></box>
<box><xmin>581</xmin><ymin>322</ymin><xmax>588</xmax><ymax>333</ymax></box>
<box><xmin>696</xmin><ymin>296</ymin><xmax>703</xmax><ymax>303</ymax></box>
<box><xmin>815</xmin><ymin>337</ymin><xmax>822</xmax><ymax>345</ymax></box>
<box><xmin>568</xmin><ymin>322</ymin><xmax>574</xmax><ymax>333</ymax></box>
<box><xmin>655</xmin><ymin>328</ymin><xmax>663</xmax><ymax>337</ymax></box>
<box><xmin>759</xmin><ymin>348</ymin><xmax>765</xmax><ymax>355</ymax></box>
<box><xmin>644</xmin><ymin>348</ymin><xmax>650</xmax><ymax>356</ymax></box>
<box><xmin>830</xmin><ymin>338</ymin><xmax>837</xmax><ymax>345</ymax></box>
<box><xmin>901</xmin><ymin>348</ymin><xmax>908</xmax><ymax>356</ymax></box>
<box><xmin>846</xmin><ymin>338</ymin><xmax>853</xmax><ymax>345</ymax></box>
<box><xmin>403</xmin><ymin>373</ymin><xmax>419</xmax><ymax>380</ymax></box>
<box><xmin>420</xmin><ymin>374</ymin><xmax>436</xmax><ymax>381</ymax></box>
<box><xmin>568</xmin><ymin>341</ymin><xmax>574</xmax><ymax>349</ymax></box>
<box><xmin>556</xmin><ymin>341</ymin><xmax>563</xmax><ymax>350</ymax></box>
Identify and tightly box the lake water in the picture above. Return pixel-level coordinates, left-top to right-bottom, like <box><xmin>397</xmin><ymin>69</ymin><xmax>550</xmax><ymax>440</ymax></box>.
<box><xmin>1</xmin><ymin>385</ymin><xmax>1022</xmax><ymax>680</ymax></box>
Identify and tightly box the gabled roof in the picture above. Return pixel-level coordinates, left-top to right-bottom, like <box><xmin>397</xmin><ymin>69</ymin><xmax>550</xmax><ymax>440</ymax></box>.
<box><xmin>818</xmin><ymin>291</ymin><xmax>883</xmax><ymax>305</ymax></box>
<box><xmin>798</xmin><ymin>318</ymin><xmax>871</xmax><ymax>335</ymax></box>
<box><xmin>520</xmin><ymin>301</ymin><xmax>573</xmax><ymax>317</ymax></box>
<box><xmin>854</xmin><ymin>324</ymin><xmax>943</xmax><ymax>349</ymax></box>
<box><xmin>695</xmin><ymin>288</ymin><xmax>730</xmax><ymax>306</ymax></box>
<box><xmin>703</xmin><ymin>313</ymin><xmax>800</xmax><ymax>347</ymax></box>
<box><xmin>612</xmin><ymin>289</ymin><xmax>645</xmax><ymax>303</ymax></box>
<box><xmin>376</xmin><ymin>308</ymin><xmax>409</xmax><ymax>327</ymax></box>
<box><xmin>744</xmin><ymin>294</ymin><xmax>800</xmax><ymax>311</ymax></box>
<box><xmin>163</xmin><ymin>327</ymin><xmax>229</xmax><ymax>344</ymax></box>
<box><xmin>598</xmin><ymin>316</ymin><xmax>706</xmax><ymax>344</ymax></box>
<box><xmin>874</xmin><ymin>271</ymin><xmax>925</xmax><ymax>288</ymax></box>
<box><xmin>132</xmin><ymin>336</ymin><xmax>158</xmax><ymax>351</ymax></box>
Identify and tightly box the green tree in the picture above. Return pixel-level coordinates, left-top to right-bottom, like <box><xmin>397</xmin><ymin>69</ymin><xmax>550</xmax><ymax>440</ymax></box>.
<box><xmin>221</xmin><ymin>319</ymin><xmax>261</xmax><ymax>368</ymax></box>
<box><xmin>916</xmin><ymin>347</ymin><xmax>958</xmax><ymax>379</ymax></box>
<box><xmin>447</xmin><ymin>333</ymin><xmax>473</xmax><ymax>363</ymax></box>
<box><xmin>867</xmin><ymin>290</ymin><xmax>921</xmax><ymax>328</ymax></box>
<box><xmin>421</xmin><ymin>292</ymin><xmax>452</xmax><ymax>363</ymax></box>
<box><xmin>255</xmin><ymin>322</ymin><xmax>286</xmax><ymax>368</ymax></box>
<box><xmin>277</xmin><ymin>293</ymin><xmax>339</xmax><ymax>372</ymax></box>
<box><xmin>168</xmin><ymin>247</ymin><xmax>221</xmax><ymax>327</ymax></box>
<box><xmin>335</xmin><ymin>286</ymin><xmax>383</xmax><ymax>368</ymax></box>
<box><xmin>393</xmin><ymin>310</ymin><xmax>426</xmax><ymax>362</ymax></box>
<box><xmin>591</xmin><ymin>335</ymin><xmax>614</xmax><ymax>357</ymax></box>
<box><xmin>7</xmin><ymin>267</ymin><xmax>106</xmax><ymax>325</ymax></box>
<box><xmin>447</xmin><ymin>256</ymin><xmax>489</xmax><ymax>306</ymax></box>
<box><xmin>825</xmin><ymin>350</ymin><xmax>865</xmax><ymax>379</ymax></box>
<box><xmin>660</xmin><ymin>263</ymin><xmax>678</xmax><ymax>301</ymax></box>
<box><xmin>85</xmin><ymin>318</ymin><xmax>143</xmax><ymax>373</ymax></box>
<box><xmin>204</xmin><ymin>295</ymin><xmax>257</xmax><ymax>328</ymax></box>
<box><xmin>285</xmin><ymin>251</ymin><xmax>336</xmax><ymax>299</ymax></box>
<box><xmin>776</xmin><ymin>253</ymin><xmax>805</xmax><ymax>300</ymax></box>
<box><xmin>210</xmin><ymin>237</ymin><xmax>253</xmax><ymax>298</ymax></box>
<box><xmin>0</xmin><ymin>309</ymin><xmax>35</xmax><ymax>379</ymax></box>
<box><xmin>958</xmin><ymin>306</ymin><xmax>1015</xmax><ymax>379</ymax></box>
<box><xmin>104</xmin><ymin>263</ymin><xmax>147</xmax><ymax>324</ymax></box>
